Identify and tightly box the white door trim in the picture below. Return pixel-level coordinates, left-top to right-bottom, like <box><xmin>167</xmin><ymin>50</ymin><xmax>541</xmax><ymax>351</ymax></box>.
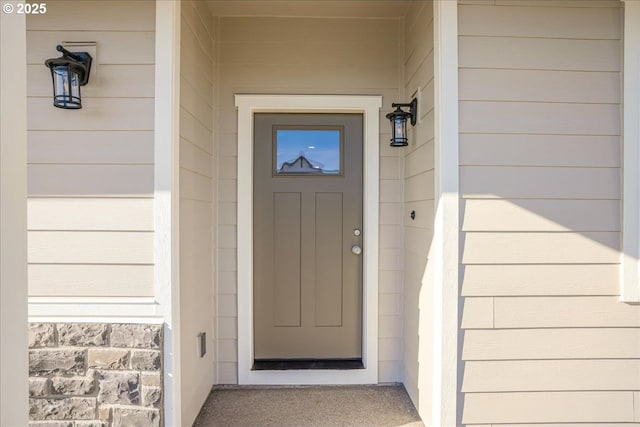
<box><xmin>235</xmin><ymin>94</ymin><xmax>382</xmax><ymax>384</ymax></box>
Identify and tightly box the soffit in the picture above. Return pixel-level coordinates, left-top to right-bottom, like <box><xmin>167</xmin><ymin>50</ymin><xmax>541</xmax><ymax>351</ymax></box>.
<box><xmin>206</xmin><ymin>0</ymin><xmax>411</xmax><ymax>19</ymax></box>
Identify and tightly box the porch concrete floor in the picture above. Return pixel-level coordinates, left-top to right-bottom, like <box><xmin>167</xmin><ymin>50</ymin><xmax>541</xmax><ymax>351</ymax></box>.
<box><xmin>193</xmin><ymin>384</ymin><xmax>424</xmax><ymax>427</ymax></box>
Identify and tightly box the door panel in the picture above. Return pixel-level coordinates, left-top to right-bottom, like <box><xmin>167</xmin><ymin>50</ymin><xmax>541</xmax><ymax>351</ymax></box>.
<box><xmin>315</xmin><ymin>192</ymin><xmax>343</xmax><ymax>327</ymax></box>
<box><xmin>253</xmin><ymin>113</ymin><xmax>363</xmax><ymax>360</ymax></box>
<box><xmin>273</xmin><ymin>192</ymin><xmax>301</xmax><ymax>327</ymax></box>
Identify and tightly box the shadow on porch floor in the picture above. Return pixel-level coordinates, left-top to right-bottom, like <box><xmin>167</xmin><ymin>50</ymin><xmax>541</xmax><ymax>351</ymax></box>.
<box><xmin>193</xmin><ymin>384</ymin><xmax>424</xmax><ymax>427</ymax></box>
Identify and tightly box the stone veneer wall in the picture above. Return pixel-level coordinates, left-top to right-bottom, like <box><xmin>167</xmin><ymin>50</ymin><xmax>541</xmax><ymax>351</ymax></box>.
<box><xmin>28</xmin><ymin>323</ymin><xmax>163</xmax><ymax>427</ymax></box>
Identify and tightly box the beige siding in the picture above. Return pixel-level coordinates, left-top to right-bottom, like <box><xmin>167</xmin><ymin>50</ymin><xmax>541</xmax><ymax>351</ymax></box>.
<box><xmin>26</xmin><ymin>1</ymin><xmax>155</xmax><ymax>298</ymax></box>
<box><xmin>458</xmin><ymin>2</ymin><xmax>640</xmax><ymax>425</ymax></box>
<box><xmin>460</xmin><ymin>102</ymin><xmax>620</xmax><ymax>135</ymax></box>
<box><xmin>462</xmin><ymin>232</ymin><xmax>620</xmax><ymax>264</ymax></box>
<box><xmin>29</xmin><ymin>265</ymin><xmax>153</xmax><ymax>297</ymax></box>
<box><xmin>463</xmin><ymin>359</ymin><xmax>640</xmax><ymax>392</ymax></box>
<box><xmin>29</xmin><ymin>232</ymin><xmax>153</xmax><ymax>264</ymax></box>
<box><xmin>462</xmin><ymin>264</ymin><xmax>620</xmax><ymax>296</ymax></box>
<box><xmin>216</xmin><ymin>14</ymin><xmax>403</xmax><ymax>384</ymax></box>
<box><xmin>463</xmin><ymin>392</ymin><xmax>634</xmax><ymax>424</ymax></box>
<box><xmin>179</xmin><ymin>1</ymin><xmax>216</xmax><ymax>425</ymax></box>
<box><xmin>463</xmin><ymin>328</ymin><xmax>640</xmax><ymax>360</ymax></box>
<box><xmin>459</xmin><ymin>37</ymin><xmax>620</xmax><ymax>71</ymax></box>
<box><xmin>459</xmin><ymin>69</ymin><xmax>621</xmax><ymax>104</ymax></box>
<box><xmin>493</xmin><ymin>296</ymin><xmax>640</xmax><ymax>328</ymax></box>
<box><xmin>402</xmin><ymin>0</ymin><xmax>434</xmax><ymax>412</ymax></box>
<box><xmin>462</xmin><ymin>199</ymin><xmax>621</xmax><ymax>232</ymax></box>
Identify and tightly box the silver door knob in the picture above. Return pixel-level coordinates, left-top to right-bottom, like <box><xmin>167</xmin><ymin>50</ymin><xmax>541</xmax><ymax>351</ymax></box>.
<box><xmin>351</xmin><ymin>245</ymin><xmax>362</xmax><ymax>255</ymax></box>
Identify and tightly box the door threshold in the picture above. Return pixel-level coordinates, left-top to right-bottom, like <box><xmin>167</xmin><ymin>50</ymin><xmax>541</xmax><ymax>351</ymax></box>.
<box><xmin>253</xmin><ymin>358</ymin><xmax>363</xmax><ymax>371</ymax></box>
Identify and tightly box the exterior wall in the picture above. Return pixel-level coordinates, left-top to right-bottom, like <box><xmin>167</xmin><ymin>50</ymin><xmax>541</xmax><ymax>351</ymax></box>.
<box><xmin>215</xmin><ymin>15</ymin><xmax>403</xmax><ymax>383</ymax></box>
<box><xmin>179</xmin><ymin>1</ymin><xmax>216</xmax><ymax>425</ymax></box>
<box><xmin>401</xmin><ymin>0</ymin><xmax>435</xmax><ymax>411</ymax></box>
<box><xmin>458</xmin><ymin>1</ymin><xmax>640</xmax><ymax>425</ymax></box>
<box><xmin>28</xmin><ymin>322</ymin><xmax>163</xmax><ymax>426</ymax></box>
<box><xmin>24</xmin><ymin>2</ymin><xmax>167</xmax><ymax>425</ymax></box>
<box><xmin>26</xmin><ymin>1</ymin><xmax>155</xmax><ymax>298</ymax></box>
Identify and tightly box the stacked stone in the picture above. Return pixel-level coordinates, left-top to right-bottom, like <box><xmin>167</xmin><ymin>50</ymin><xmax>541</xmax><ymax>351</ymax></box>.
<box><xmin>28</xmin><ymin>323</ymin><xmax>163</xmax><ymax>427</ymax></box>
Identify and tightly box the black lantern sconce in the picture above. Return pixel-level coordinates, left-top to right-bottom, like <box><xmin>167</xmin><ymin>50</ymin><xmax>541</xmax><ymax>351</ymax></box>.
<box><xmin>44</xmin><ymin>45</ymin><xmax>92</xmax><ymax>109</ymax></box>
<box><xmin>386</xmin><ymin>98</ymin><xmax>418</xmax><ymax>147</ymax></box>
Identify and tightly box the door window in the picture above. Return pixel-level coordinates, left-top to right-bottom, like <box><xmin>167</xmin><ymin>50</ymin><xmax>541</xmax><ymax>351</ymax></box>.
<box><xmin>274</xmin><ymin>128</ymin><xmax>343</xmax><ymax>175</ymax></box>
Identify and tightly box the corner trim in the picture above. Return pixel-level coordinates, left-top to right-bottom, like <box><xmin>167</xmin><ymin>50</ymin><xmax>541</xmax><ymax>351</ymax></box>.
<box><xmin>622</xmin><ymin>0</ymin><xmax>640</xmax><ymax>302</ymax></box>
<box><xmin>0</xmin><ymin>5</ymin><xmax>29</xmax><ymax>426</ymax></box>
<box><xmin>432</xmin><ymin>1</ymin><xmax>460</xmax><ymax>426</ymax></box>
<box><xmin>155</xmin><ymin>0</ymin><xmax>182</xmax><ymax>424</ymax></box>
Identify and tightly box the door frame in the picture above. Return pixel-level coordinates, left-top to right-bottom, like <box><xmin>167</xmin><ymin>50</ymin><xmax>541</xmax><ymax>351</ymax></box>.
<box><xmin>235</xmin><ymin>94</ymin><xmax>382</xmax><ymax>384</ymax></box>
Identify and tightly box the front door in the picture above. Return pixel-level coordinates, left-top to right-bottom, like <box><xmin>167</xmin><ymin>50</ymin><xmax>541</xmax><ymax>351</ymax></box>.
<box><xmin>253</xmin><ymin>113</ymin><xmax>363</xmax><ymax>364</ymax></box>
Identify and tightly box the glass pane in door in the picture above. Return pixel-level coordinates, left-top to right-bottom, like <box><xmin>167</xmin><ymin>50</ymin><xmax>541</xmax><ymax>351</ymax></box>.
<box><xmin>275</xmin><ymin>128</ymin><xmax>342</xmax><ymax>175</ymax></box>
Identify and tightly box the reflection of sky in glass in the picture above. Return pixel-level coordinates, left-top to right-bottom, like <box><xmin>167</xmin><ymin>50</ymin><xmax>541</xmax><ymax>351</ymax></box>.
<box><xmin>276</xmin><ymin>129</ymin><xmax>341</xmax><ymax>174</ymax></box>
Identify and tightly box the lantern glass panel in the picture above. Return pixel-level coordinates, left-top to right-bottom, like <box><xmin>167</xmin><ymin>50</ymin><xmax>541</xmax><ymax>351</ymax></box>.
<box><xmin>52</xmin><ymin>67</ymin><xmax>67</xmax><ymax>96</ymax></box>
<box><xmin>390</xmin><ymin>115</ymin><xmax>408</xmax><ymax>146</ymax></box>
<box><xmin>70</xmin><ymin>69</ymin><xmax>81</xmax><ymax>98</ymax></box>
<box><xmin>394</xmin><ymin>117</ymin><xmax>406</xmax><ymax>140</ymax></box>
<box><xmin>51</xmin><ymin>64</ymin><xmax>82</xmax><ymax>109</ymax></box>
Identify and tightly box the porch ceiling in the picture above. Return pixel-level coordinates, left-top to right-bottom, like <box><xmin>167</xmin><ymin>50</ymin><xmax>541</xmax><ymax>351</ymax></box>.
<box><xmin>206</xmin><ymin>0</ymin><xmax>411</xmax><ymax>18</ymax></box>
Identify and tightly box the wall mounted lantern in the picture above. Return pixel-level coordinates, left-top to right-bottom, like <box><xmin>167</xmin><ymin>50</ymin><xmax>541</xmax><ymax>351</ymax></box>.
<box><xmin>386</xmin><ymin>98</ymin><xmax>418</xmax><ymax>147</ymax></box>
<box><xmin>44</xmin><ymin>45</ymin><xmax>92</xmax><ymax>109</ymax></box>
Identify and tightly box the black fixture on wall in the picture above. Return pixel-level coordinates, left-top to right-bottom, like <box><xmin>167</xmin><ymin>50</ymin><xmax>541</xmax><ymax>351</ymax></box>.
<box><xmin>44</xmin><ymin>45</ymin><xmax>92</xmax><ymax>109</ymax></box>
<box><xmin>386</xmin><ymin>97</ymin><xmax>417</xmax><ymax>147</ymax></box>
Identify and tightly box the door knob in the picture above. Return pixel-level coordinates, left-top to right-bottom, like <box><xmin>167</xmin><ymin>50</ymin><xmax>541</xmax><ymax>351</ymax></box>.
<box><xmin>351</xmin><ymin>245</ymin><xmax>362</xmax><ymax>255</ymax></box>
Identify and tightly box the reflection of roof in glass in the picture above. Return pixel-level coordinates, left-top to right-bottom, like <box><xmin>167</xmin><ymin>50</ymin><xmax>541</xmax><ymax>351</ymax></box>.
<box><xmin>279</xmin><ymin>155</ymin><xmax>323</xmax><ymax>174</ymax></box>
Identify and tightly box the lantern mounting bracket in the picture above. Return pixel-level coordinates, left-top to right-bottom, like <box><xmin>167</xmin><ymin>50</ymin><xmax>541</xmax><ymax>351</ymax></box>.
<box><xmin>390</xmin><ymin>98</ymin><xmax>418</xmax><ymax>126</ymax></box>
<box><xmin>52</xmin><ymin>45</ymin><xmax>92</xmax><ymax>85</ymax></box>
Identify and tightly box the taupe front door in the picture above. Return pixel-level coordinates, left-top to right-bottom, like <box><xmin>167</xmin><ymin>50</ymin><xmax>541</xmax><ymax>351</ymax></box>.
<box><xmin>253</xmin><ymin>113</ymin><xmax>363</xmax><ymax>361</ymax></box>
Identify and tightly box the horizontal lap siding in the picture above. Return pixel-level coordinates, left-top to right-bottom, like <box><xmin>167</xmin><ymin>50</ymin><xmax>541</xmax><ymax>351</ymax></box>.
<box><xmin>463</xmin><ymin>328</ymin><xmax>640</xmax><ymax>360</ymax></box>
<box><xmin>28</xmin><ymin>265</ymin><xmax>153</xmax><ymax>297</ymax></box>
<box><xmin>463</xmin><ymin>359</ymin><xmax>640</xmax><ymax>391</ymax></box>
<box><xmin>180</xmin><ymin>2</ymin><xmax>216</xmax><ymax>425</ymax></box>
<box><xmin>217</xmin><ymin>14</ymin><xmax>402</xmax><ymax>384</ymax></box>
<box><xmin>26</xmin><ymin>1</ymin><xmax>155</xmax><ymax>298</ymax></box>
<box><xmin>402</xmin><ymin>0</ymin><xmax>434</xmax><ymax>409</ymax></box>
<box><xmin>462</xmin><ymin>264</ymin><xmax>620</xmax><ymax>296</ymax></box>
<box><xmin>460</xmin><ymin>134</ymin><xmax>621</xmax><ymax>167</ymax></box>
<box><xmin>463</xmin><ymin>392</ymin><xmax>634</xmax><ymax>424</ymax></box>
<box><xmin>462</xmin><ymin>199</ymin><xmax>621</xmax><ymax>232</ymax></box>
<box><xmin>458</xmin><ymin>2</ymin><xmax>640</xmax><ymax>425</ymax></box>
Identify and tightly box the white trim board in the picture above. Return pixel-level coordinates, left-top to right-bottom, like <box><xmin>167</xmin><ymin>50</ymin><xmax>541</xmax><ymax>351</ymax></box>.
<box><xmin>234</xmin><ymin>94</ymin><xmax>382</xmax><ymax>385</ymax></box>
<box><xmin>28</xmin><ymin>297</ymin><xmax>164</xmax><ymax>323</ymax></box>
<box><xmin>622</xmin><ymin>0</ymin><xmax>640</xmax><ymax>302</ymax></box>
<box><xmin>1</xmin><ymin>5</ymin><xmax>29</xmax><ymax>426</ymax></box>
<box><xmin>431</xmin><ymin>1</ymin><xmax>460</xmax><ymax>426</ymax></box>
<box><xmin>154</xmin><ymin>1</ymin><xmax>181</xmax><ymax>425</ymax></box>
